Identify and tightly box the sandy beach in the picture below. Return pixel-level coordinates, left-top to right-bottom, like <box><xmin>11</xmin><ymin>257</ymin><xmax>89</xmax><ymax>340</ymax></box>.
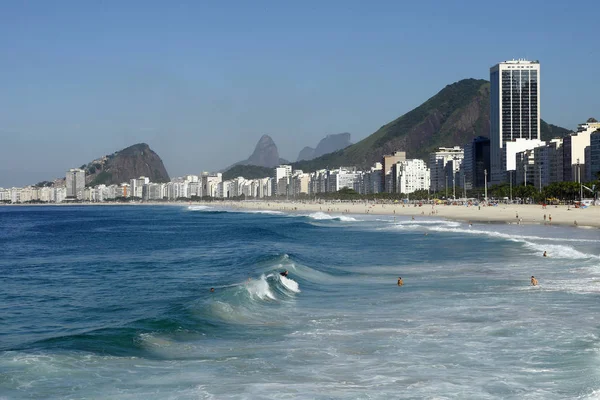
<box><xmin>207</xmin><ymin>200</ymin><xmax>600</xmax><ymax>229</ymax></box>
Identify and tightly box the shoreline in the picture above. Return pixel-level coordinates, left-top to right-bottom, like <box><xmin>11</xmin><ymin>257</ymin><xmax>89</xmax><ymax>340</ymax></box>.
<box><xmin>207</xmin><ymin>200</ymin><xmax>600</xmax><ymax>229</ymax></box>
<box><xmin>2</xmin><ymin>200</ymin><xmax>599</xmax><ymax>229</ymax></box>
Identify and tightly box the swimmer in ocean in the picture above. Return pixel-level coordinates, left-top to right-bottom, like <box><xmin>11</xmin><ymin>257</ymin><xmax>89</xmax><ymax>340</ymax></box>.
<box><xmin>280</xmin><ymin>270</ymin><xmax>289</xmax><ymax>277</ymax></box>
<box><xmin>530</xmin><ymin>276</ymin><xmax>538</xmax><ymax>286</ymax></box>
<box><xmin>210</xmin><ymin>287</ymin><xmax>215</xmax><ymax>293</ymax></box>
<box><xmin>543</xmin><ymin>251</ymin><xmax>547</xmax><ymax>257</ymax></box>
<box><xmin>397</xmin><ymin>277</ymin><xmax>404</xmax><ymax>286</ymax></box>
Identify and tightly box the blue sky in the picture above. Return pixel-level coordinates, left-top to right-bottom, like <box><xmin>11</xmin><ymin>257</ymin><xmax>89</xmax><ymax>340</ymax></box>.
<box><xmin>1</xmin><ymin>0</ymin><xmax>598</xmax><ymax>187</ymax></box>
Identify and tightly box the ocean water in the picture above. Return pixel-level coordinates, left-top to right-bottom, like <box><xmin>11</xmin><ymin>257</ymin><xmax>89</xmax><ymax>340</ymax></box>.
<box><xmin>1</xmin><ymin>205</ymin><xmax>599</xmax><ymax>399</ymax></box>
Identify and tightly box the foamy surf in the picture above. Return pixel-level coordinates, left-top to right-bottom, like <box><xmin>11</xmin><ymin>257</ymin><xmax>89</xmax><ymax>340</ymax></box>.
<box><xmin>187</xmin><ymin>205</ymin><xmax>213</xmax><ymax>211</ymax></box>
<box><xmin>240</xmin><ymin>210</ymin><xmax>285</xmax><ymax>215</ymax></box>
<box><xmin>428</xmin><ymin>225</ymin><xmax>599</xmax><ymax>260</ymax></box>
<box><xmin>279</xmin><ymin>275</ymin><xmax>300</xmax><ymax>293</ymax></box>
<box><xmin>306</xmin><ymin>212</ymin><xmax>360</xmax><ymax>222</ymax></box>
<box><xmin>245</xmin><ymin>275</ymin><xmax>276</xmax><ymax>300</ymax></box>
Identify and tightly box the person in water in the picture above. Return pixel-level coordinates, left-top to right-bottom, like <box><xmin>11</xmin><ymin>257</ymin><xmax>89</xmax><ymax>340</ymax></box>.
<box><xmin>543</xmin><ymin>251</ymin><xmax>547</xmax><ymax>257</ymax></box>
<box><xmin>280</xmin><ymin>270</ymin><xmax>289</xmax><ymax>277</ymax></box>
<box><xmin>397</xmin><ymin>277</ymin><xmax>404</xmax><ymax>286</ymax></box>
<box><xmin>210</xmin><ymin>287</ymin><xmax>215</xmax><ymax>293</ymax></box>
<box><xmin>530</xmin><ymin>276</ymin><xmax>538</xmax><ymax>286</ymax></box>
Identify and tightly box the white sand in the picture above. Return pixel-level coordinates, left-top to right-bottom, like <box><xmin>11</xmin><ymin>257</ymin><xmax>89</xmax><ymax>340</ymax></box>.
<box><xmin>206</xmin><ymin>200</ymin><xmax>600</xmax><ymax>229</ymax></box>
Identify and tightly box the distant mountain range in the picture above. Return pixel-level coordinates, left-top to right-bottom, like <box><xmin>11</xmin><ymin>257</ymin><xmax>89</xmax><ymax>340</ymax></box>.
<box><xmin>224</xmin><ymin>135</ymin><xmax>289</xmax><ymax>171</ymax></box>
<box><xmin>296</xmin><ymin>133</ymin><xmax>352</xmax><ymax>161</ymax></box>
<box><xmin>223</xmin><ymin>133</ymin><xmax>353</xmax><ymax>178</ymax></box>
<box><xmin>291</xmin><ymin>78</ymin><xmax>570</xmax><ymax>172</ymax></box>
<box><xmin>82</xmin><ymin>143</ymin><xmax>170</xmax><ymax>186</ymax></box>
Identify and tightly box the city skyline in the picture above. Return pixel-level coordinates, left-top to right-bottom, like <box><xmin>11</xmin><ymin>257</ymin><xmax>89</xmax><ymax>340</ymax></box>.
<box><xmin>1</xmin><ymin>1</ymin><xmax>599</xmax><ymax>187</ymax></box>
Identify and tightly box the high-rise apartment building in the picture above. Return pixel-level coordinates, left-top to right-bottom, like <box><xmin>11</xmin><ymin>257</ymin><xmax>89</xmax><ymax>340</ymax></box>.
<box><xmin>65</xmin><ymin>168</ymin><xmax>85</xmax><ymax>199</ymax></box>
<box><xmin>381</xmin><ymin>151</ymin><xmax>406</xmax><ymax>192</ymax></box>
<box><xmin>463</xmin><ymin>136</ymin><xmax>490</xmax><ymax>189</ymax></box>
<box><xmin>562</xmin><ymin>121</ymin><xmax>600</xmax><ymax>181</ymax></box>
<box><xmin>428</xmin><ymin>147</ymin><xmax>463</xmax><ymax>192</ymax></box>
<box><xmin>490</xmin><ymin>59</ymin><xmax>541</xmax><ymax>183</ymax></box>
<box><xmin>274</xmin><ymin>165</ymin><xmax>292</xmax><ymax>196</ymax></box>
<box><xmin>589</xmin><ymin>130</ymin><xmax>600</xmax><ymax>182</ymax></box>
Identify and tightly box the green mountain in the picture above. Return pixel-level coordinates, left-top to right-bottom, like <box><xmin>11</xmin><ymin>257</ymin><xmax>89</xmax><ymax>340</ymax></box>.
<box><xmin>222</xmin><ymin>164</ymin><xmax>273</xmax><ymax>181</ymax></box>
<box><xmin>292</xmin><ymin>78</ymin><xmax>570</xmax><ymax>172</ymax></box>
<box><xmin>540</xmin><ymin>120</ymin><xmax>570</xmax><ymax>142</ymax></box>
<box><xmin>85</xmin><ymin>143</ymin><xmax>170</xmax><ymax>187</ymax></box>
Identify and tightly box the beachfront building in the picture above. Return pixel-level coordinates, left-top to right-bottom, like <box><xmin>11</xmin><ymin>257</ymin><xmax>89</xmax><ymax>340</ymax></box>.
<box><xmin>130</xmin><ymin>176</ymin><xmax>149</xmax><ymax>199</ymax></box>
<box><xmin>515</xmin><ymin>149</ymin><xmax>536</xmax><ymax>187</ymax></box>
<box><xmin>392</xmin><ymin>159</ymin><xmax>430</xmax><ymax>194</ymax></box>
<box><xmin>66</xmin><ymin>168</ymin><xmax>85</xmax><ymax>200</ymax></box>
<box><xmin>503</xmin><ymin>138</ymin><xmax>545</xmax><ymax>186</ymax></box>
<box><xmin>445</xmin><ymin>157</ymin><xmax>464</xmax><ymax>197</ymax></box>
<box><xmin>428</xmin><ymin>147</ymin><xmax>463</xmax><ymax>193</ymax></box>
<box><xmin>463</xmin><ymin>136</ymin><xmax>490</xmax><ymax>189</ymax></box>
<box><xmin>253</xmin><ymin>177</ymin><xmax>272</xmax><ymax>198</ymax></box>
<box><xmin>309</xmin><ymin>169</ymin><xmax>328</xmax><ymax>195</ymax></box>
<box><xmin>274</xmin><ymin>165</ymin><xmax>292</xmax><ymax>197</ymax></box>
<box><xmin>143</xmin><ymin>183</ymin><xmax>166</xmax><ymax>201</ymax></box>
<box><xmin>201</xmin><ymin>172</ymin><xmax>222</xmax><ymax>198</ymax></box>
<box><xmin>327</xmin><ymin>167</ymin><xmax>360</xmax><ymax>193</ymax></box>
<box><xmin>381</xmin><ymin>151</ymin><xmax>406</xmax><ymax>192</ymax></box>
<box><xmin>291</xmin><ymin>172</ymin><xmax>310</xmax><ymax>196</ymax></box>
<box><xmin>490</xmin><ymin>59</ymin><xmax>541</xmax><ymax>184</ymax></box>
<box><xmin>529</xmin><ymin>139</ymin><xmax>564</xmax><ymax>187</ymax></box>
<box><xmin>357</xmin><ymin>163</ymin><xmax>383</xmax><ymax>195</ymax></box>
<box><xmin>562</xmin><ymin>120</ymin><xmax>600</xmax><ymax>182</ymax></box>
<box><xmin>589</xmin><ymin>130</ymin><xmax>600</xmax><ymax>182</ymax></box>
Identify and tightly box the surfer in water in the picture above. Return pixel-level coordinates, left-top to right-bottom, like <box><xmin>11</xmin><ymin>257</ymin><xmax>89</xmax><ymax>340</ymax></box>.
<box><xmin>530</xmin><ymin>276</ymin><xmax>538</xmax><ymax>286</ymax></box>
<box><xmin>280</xmin><ymin>270</ymin><xmax>289</xmax><ymax>277</ymax></box>
<box><xmin>543</xmin><ymin>251</ymin><xmax>547</xmax><ymax>257</ymax></box>
<box><xmin>397</xmin><ymin>277</ymin><xmax>404</xmax><ymax>286</ymax></box>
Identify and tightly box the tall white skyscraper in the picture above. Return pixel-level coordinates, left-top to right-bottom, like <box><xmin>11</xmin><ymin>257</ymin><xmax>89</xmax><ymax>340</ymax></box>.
<box><xmin>66</xmin><ymin>168</ymin><xmax>85</xmax><ymax>199</ymax></box>
<box><xmin>490</xmin><ymin>59</ymin><xmax>541</xmax><ymax>183</ymax></box>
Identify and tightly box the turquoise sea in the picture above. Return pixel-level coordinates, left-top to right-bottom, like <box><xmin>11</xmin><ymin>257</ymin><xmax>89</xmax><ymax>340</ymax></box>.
<box><xmin>1</xmin><ymin>205</ymin><xmax>600</xmax><ymax>399</ymax></box>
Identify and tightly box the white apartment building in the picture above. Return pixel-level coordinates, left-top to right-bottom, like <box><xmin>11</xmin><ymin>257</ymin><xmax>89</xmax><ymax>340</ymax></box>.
<box><xmin>309</xmin><ymin>170</ymin><xmax>328</xmax><ymax>195</ymax></box>
<box><xmin>429</xmin><ymin>147</ymin><xmax>463</xmax><ymax>192</ymax></box>
<box><xmin>530</xmin><ymin>139</ymin><xmax>563</xmax><ymax>187</ymax></box>
<box><xmin>130</xmin><ymin>177</ymin><xmax>149</xmax><ymax>199</ymax></box>
<box><xmin>0</xmin><ymin>188</ymin><xmax>9</xmax><ymax>202</ymax></box>
<box><xmin>201</xmin><ymin>172</ymin><xmax>222</xmax><ymax>198</ymax></box>
<box><xmin>274</xmin><ymin>165</ymin><xmax>292</xmax><ymax>196</ymax></box>
<box><xmin>393</xmin><ymin>159</ymin><xmax>430</xmax><ymax>194</ymax></box>
<box><xmin>490</xmin><ymin>59</ymin><xmax>541</xmax><ymax>183</ymax></box>
<box><xmin>327</xmin><ymin>168</ymin><xmax>360</xmax><ymax>193</ymax></box>
<box><xmin>562</xmin><ymin>121</ymin><xmax>600</xmax><ymax>181</ymax></box>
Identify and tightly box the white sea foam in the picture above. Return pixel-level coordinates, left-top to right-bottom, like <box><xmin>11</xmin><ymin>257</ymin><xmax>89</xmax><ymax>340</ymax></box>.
<box><xmin>187</xmin><ymin>205</ymin><xmax>213</xmax><ymax>211</ymax></box>
<box><xmin>523</xmin><ymin>242</ymin><xmax>599</xmax><ymax>260</ymax></box>
<box><xmin>279</xmin><ymin>275</ymin><xmax>300</xmax><ymax>293</ymax></box>
<box><xmin>241</xmin><ymin>210</ymin><xmax>285</xmax><ymax>215</ymax></box>
<box><xmin>428</xmin><ymin>226</ymin><xmax>600</xmax><ymax>260</ymax></box>
<box><xmin>245</xmin><ymin>275</ymin><xmax>276</xmax><ymax>300</ymax></box>
<box><xmin>428</xmin><ymin>225</ymin><xmax>600</xmax><ymax>243</ymax></box>
<box><xmin>306</xmin><ymin>212</ymin><xmax>359</xmax><ymax>222</ymax></box>
<box><xmin>306</xmin><ymin>212</ymin><xmax>335</xmax><ymax>220</ymax></box>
